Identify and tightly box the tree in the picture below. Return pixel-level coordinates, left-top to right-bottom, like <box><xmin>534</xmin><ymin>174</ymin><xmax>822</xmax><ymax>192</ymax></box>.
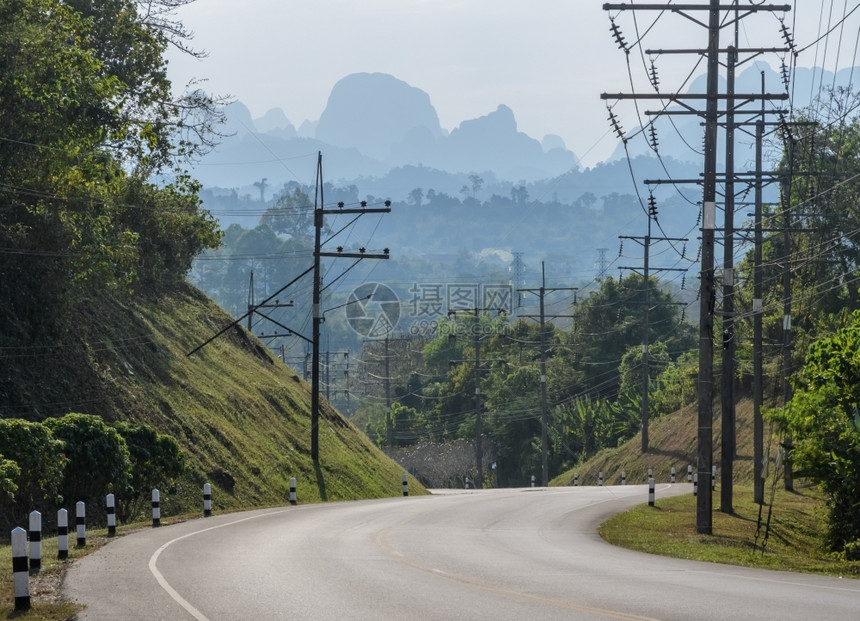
<box><xmin>43</xmin><ymin>414</ymin><xmax>131</xmax><ymax>504</ymax></box>
<box><xmin>767</xmin><ymin>311</ymin><xmax>860</xmax><ymax>553</ymax></box>
<box><xmin>260</xmin><ymin>186</ymin><xmax>316</xmax><ymax>243</ymax></box>
<box><xmin>0</xmin><ymin>0</ymin><xmax>224</xmax><ymax>342</ymax></box>
<box><xmin>115</xmin><ymin>174</ymin><xmax>222</xmax><ymax>289</ymax></box>
<box><xmin>573</xmin><ymin>274</ymin><xmax>694</xmax><ymax>399</ymax></box>
<box><xmin>111</xmin><ymin>421</ymin><xmax>186</xmax><ymax>523</ymax></box>
<box><xmin>510</xmin><ymin>185</ymin><xmax>529</xmax><ymax>206</ymax></box>
<box><xmin>0</xmin><ymin>419</ymin><xmax>65</xmax><ymax>526</ymax></box>
<box><xmin>408</xmin><ymin>187</ymin><xmax>424</xmax><ymax>207</ymax></box>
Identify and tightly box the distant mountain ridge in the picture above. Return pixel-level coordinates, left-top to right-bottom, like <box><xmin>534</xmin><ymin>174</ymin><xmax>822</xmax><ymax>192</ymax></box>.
<box><xmin>194</xmin><ymin>72</ymin><xmax>580</xmax><ymax>190</ymax></box>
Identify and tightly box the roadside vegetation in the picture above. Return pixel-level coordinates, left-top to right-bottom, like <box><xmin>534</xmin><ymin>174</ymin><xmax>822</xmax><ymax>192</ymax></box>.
<box><xmin>600</xmin><ymin>482</ymin><xmax>860</xmax><ymax>577</ymax></box>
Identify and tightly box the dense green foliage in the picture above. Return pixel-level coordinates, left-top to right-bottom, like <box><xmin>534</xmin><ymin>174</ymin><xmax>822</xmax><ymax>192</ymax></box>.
<box><xmin>0</xmin><ymin>415</ymin><xmax>187</xmax><ymax>528</ymax></box>
<box><xmin>43</xmin><ymin>414</ymin><xmax>132</xmax><ymax>505</ymax></box>
<box><xmin>0</xmin><ymin>0</ymin><xmax>222</xmax><ymax>346</ymax></box>
<box><xmin>353</xmin><ymin>275</ymin><xmax>695</xmax><ymax>487</ymax></box>
<box><xmin>112</xmin><ymin>421</ymin><xmax>187</xmax><ymax>522</ymax></box>
<box><xmin>768</xmin><ymin>312</ymin><xmax>860</xmax><ymax>553</ymax></box>
<box><xmin>0</xmin><ymin>419</ymin><xmax>65</xmax><ymax>526</ymax></box>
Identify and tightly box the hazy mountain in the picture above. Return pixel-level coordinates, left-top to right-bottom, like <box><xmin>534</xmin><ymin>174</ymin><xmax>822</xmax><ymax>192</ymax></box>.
<box><xmin>315</xmin><ymin>72</ymin><xmax>444</xmax><ymax>161</ymax></box>
<box><xmin>190</xmin><ymin>73</ymin><xmax>582</xmax><ymax>190</ymax></box>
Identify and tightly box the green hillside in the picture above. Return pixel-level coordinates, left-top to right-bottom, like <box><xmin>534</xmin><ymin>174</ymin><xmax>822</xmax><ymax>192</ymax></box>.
<box><xmin>4</xmin><ymin>282</ymin><xmax>425</xmax><ymax>517</ymax></box>
<box><xmin>551</xmin><ymin>398</ymin><xmax>769</xmax><ymax>489</ymax></box>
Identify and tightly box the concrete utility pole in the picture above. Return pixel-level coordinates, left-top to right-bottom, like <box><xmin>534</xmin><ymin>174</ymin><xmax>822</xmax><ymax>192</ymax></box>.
<box><xmin>602</xmin><ymin>0</ymin><xmax>792</xmax><ymax>534</ymax></box>
<box><xmin>311</xmin><ymin>152</ymin><xmax>390</xmax><ymax>461</ymax></box>
<box><xmin>246</xmin><ymin>271</ymin><xmax>295</xmax><ymax>336</ymax></box>
<box><xmin>619</xmin><ymin>205</ymin><xmax>687</xmax><ymax>454</ymax></box>
<box><xmin>518</xmin><ymin>261</ymin><xmax>577</xmax><ymax>486</ymax></box>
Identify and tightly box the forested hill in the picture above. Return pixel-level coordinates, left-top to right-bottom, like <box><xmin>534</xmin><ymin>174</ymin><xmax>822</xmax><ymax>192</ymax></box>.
<box><xmin>0</xmin><ymin>1</ymin><xmax>420</xmax><ymax>518</ymax></box>
<box><xmin>2</xmin><ymin>281</ymin><xmax>422</xmax><ymax>513</ymax></box>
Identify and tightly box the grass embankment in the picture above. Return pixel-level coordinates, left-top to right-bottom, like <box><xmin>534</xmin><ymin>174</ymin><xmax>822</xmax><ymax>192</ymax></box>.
<box><xmin>1</xmin><ymin>282</ymin><xmax>428</xmax><ymax>616</ymax></box>
<box><xmin>601</xmin><ymin>482</ymin><xmax>860</xmax><ymax>577</ymax></box>
<box><xmin>552</xmin><ymin>397</ymin><xmax>859</xmax><ymax>578</ymax></box>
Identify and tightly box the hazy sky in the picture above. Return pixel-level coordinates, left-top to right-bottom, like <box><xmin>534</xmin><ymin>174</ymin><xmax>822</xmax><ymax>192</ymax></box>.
<box><xmin>166</xmin><ymin>1</ymin><xmax>860</xmax><ymax>167</ymax></box>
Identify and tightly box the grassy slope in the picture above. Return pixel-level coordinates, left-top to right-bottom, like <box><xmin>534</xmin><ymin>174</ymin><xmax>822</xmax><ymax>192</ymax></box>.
<box><xmin>9</xmin><ymin>282</ymin><xmax>425</xmax><ymax>516</ymax></box>
<box><xmin>550</xmin><ymin>398</ymin><xmax>768</xmax><ymax>487</ymax></box>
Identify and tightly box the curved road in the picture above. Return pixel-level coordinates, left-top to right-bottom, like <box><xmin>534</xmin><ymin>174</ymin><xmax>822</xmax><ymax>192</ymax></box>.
<box><xmin>63</xmin><ymin>485</ymin><xmax>860</xmax><ymax>620</ymax></box>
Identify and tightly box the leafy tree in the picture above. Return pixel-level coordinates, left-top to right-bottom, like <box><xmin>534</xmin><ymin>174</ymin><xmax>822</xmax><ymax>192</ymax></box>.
<box><xmin>767</xmin><ymin>311</ymin><xmax>860</xmax><ymax>553</ymax></box>
<box><xmin>111</xmin><ymin>421</ymin><xmax>186</xmax><ymax>523</ymax></box>
<box><xmin>0</xmin><ymin>0</ymin><xmax>224</xmax><ymax>342</ymax></box>
<box><xmin>408</xmin><ymin>187</ymin><xmax>424</xmax><ymax>206</ymax></box>
<box><xmin>0</xmin><ymin>419</ymin><xmax>65</xmax><ymax>525</ymax></box>
<box><xmin>260</xmin><ymin>185</ymin><xmax>316</xmax><ymax>243</ymax></box>
<box><xmin>44</xmin><ymin>414</ymin><xmax>131</xmax><ymax>505</ymax></box>
<box><xmin>0</xmin><ymin>459</ymin><xmax>21</xmax><ymax>505</ymax></box>
<box><xmin>649</xmin><ymin>350</ymin><xmax>698</xmax><ymax>417</ymax></box>
<box><xmin>573</xmin><ymin>274</ymin><xmax>694</xmax><ymax>399</ymax></box>
<box><xmin>115</xmin><ymin>174</ymin><xmax>222</xmax><ymax>289</ymax></box>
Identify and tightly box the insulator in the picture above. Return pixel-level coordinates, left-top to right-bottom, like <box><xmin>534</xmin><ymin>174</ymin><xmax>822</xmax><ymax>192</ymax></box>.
<box><xmin>607</xmin><ymin>107</ymin><xmax>625</xmax><ymax>140</ymax></box>
<box><xmin>649</xmin><ymin>61</ymin><xmax>660</xmax><ymax>91</ymax></box>
<box><xmin>618</xmin><ymin>241</ymin><xmax>624</xmax><ymax>257</ymax></box>
<box><xmin>780</xmin><ymin>19</ymin><xmax>798</xmax><ymax>57</ymax></box>
<box><xmin>648</xmin><ymin>192</ymin><xmax>658</xmax><ymax>218</ymax></box>
<box><xmin>680</xmin><ymin>274</ymin><xmax>686</xmax><ymax>290</ymax></box>
<box><xmin>649</xmin><ymin>124</ymin><xmax>659</xmax><ymax>152</ymax></box>
<box><xmin>681</xmin><ymin>242</ymin><xmax>687</xmax><ymax>260</ymax></box>
<box><xmin>695</xmin><ymin>245</ymin><xmax>702</xmax><ymax>263</ymax></box>
<box><xmin>610</xmin><ymin>19</ymin><xmax>629</xmax><ymax>54</ymax></box>
<box><xmin>680</xmin><ymin>308</ymin><xmax>686</xmax><ymax>322</ymax></box>
<box><xmin>780</xmin><ymin>60</ymin><xmax>791</xmax><ymax>90</ymax></box>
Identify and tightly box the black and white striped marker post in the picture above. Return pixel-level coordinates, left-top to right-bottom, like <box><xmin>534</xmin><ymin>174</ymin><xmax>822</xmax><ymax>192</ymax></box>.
<box><xmin>647</xmin><ymin>468</ymin><xmax>653</xmax><ymax>481</ymax></box>
<box><xmin>289</xmin><ymin>477</ymin><xmax>297</xmax><ymax>503</ymax></box>
<box><xmin>671</xmin><ymin>466</ymin><xmax>676</xmax><ymax>483</ymax></box>
<box><xmin>693</xmin><ymin>473</ymin><xmax>698</xmax><ymax>496</ymax></box>
<box><xmin>76</xmin><ymin>501</ymin><xmax>86</xmax><ymax>547</ymax></box>
<box><xmin>106</xmin><ymin>493</ymin><xmax>116</xmax><ymax>537</ymax></box>
<box><xmin>621</xmin><ymin>471</ymin><xmax>626</xmax><ymax>485</ymax></box>
<box><xmin>573</xmin><ymin>473</ymin><xmax>578</xmax><ymax>486</ymax></box>
<box><xmin>57</xmin><ymin>509</ymin><xmax>69</xmax><ymax>560</ymax></box>
<box><xmin>598</xmin><ymin>471</ymin><xmax>603</xmax><ymax>486</ymax></box>
<box><xmin>531</xmin><ymin>475</ymin><xmax>535</xmax><ymax>487</ymax></box>
<box><xmin>28</xmin><ymin>511</ymin><xmax>41</xmax><ymax>572</ymax></box>
<box><xmin>687</xmin><ymin>464</ymin><xmax>693</xmax><ymax>482</ymax></box>
<box><xmin>648</xmin><ymin>477</ymin><xmax>656</xmax><ymax>507</ymax></box>
<box><xmin>152</xmin><ymin>489</ymin><xmax>161</xmax><ymax>527</ymax></box>
<box><xmin>204</xmin><ymin>483</ymin><xmax>212</xmax><ymax>517</ymax></box>
<box><xmin>402</xmin><ymin>473</ymin><xmax>409</xmax><ymax>496</ymax></box>
<box><xmin>711</xmin><ymin>465</ymin><xmax>716</xmax><ymax>490</ymax></box>
<box><xmin>12</xmin><ymin>527</ymin><xmax>30</xmax><ymax>611</ymax></box>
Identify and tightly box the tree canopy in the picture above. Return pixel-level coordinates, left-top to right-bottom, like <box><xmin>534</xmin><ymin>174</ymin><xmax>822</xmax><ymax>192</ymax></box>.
<box><xmin>0</xmin><ymin>0</ymin><xmax>223</xmax><ymax>344</ymax></box>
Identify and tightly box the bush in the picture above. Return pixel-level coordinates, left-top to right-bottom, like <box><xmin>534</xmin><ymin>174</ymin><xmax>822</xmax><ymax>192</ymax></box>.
<box><xmin>43</xmin><ymin>413</ymin><xmax>131</xmax><ymax>505</ymax></box>
<box><xmin>0</xmin><ymin>419</ymin><xmax>65</xmax><ymax>528</ymax></box>
<box><xmin>111</xmin><ymin>421</ymin><xmax>186</xmax><ymax>523</ymax></box>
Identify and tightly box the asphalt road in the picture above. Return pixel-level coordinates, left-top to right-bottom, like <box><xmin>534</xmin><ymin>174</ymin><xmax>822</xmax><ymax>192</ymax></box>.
<box><xmin>63</xmin><ymin>484</ymin><xmax>860</xmax><ymax>620</ymax></box>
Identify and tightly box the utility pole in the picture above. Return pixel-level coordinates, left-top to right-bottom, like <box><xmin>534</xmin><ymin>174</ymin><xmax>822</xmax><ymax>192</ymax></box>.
<box><xmin>780</xmin><ymin>136</ymin><xmax>795</xmax><ymax>492</ymax></box>
<box><xmin>448</xmin><ymin>307</ymin><xmax>507</xmax><ymax>489</ymax></box>
<box><xmin>753</xmin><ymin>103</ymin><xmax>765</xmax><ymax>505</ymax></box>
<box><xmin>602</xmin><ymin>0</ymin><xmax>791</xmax><ymax>535</ymax></box>
<box><xmin>518</xmin><ymin>261</ymin><xmax>577</xmax><ymax>486</ymax></box>
<box><xmin>619</xmin><ymin>201</ymin><xmax>687</xmax><ymax>454</ymax></box>
<box><xmin>311</xmin><ymin>152</ymin><xmax>390</xmax><ymax>461</ymax></box>
<box><xmin>720</xmin><ymin>15</ymin><xmax>739</xmax><ymax>513</ymax></box>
